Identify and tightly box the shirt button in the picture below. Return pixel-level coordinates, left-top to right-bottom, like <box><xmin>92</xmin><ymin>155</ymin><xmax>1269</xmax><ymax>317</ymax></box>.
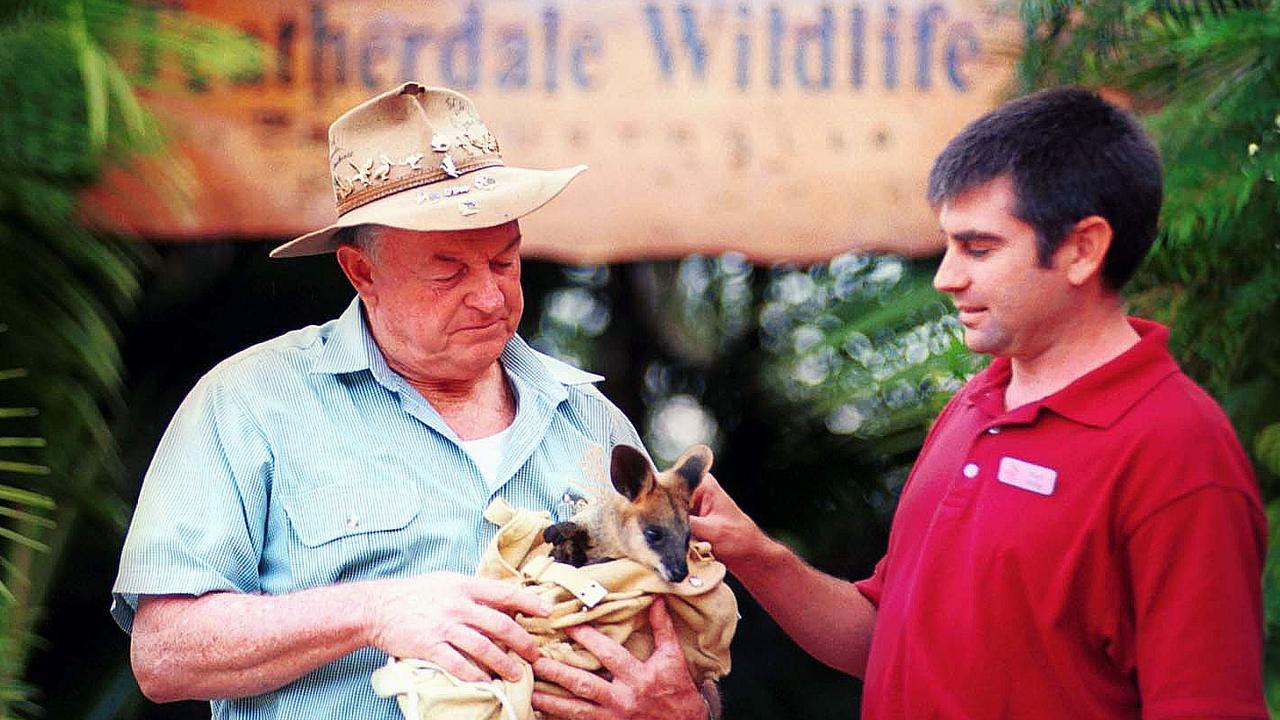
<box><xmin>346</xmin><ymin>513</ymin><xmax>360</xmax><ymax>530</ymax></box>
<box><xmin>962</xmin><ymin>463</ymin><xmax>980</xmax><ymax>478</ymax></box>
<box><xmin>987</xmin><ymin>426</ymin><xmax>1001</xmax><ymax>435</ymax></box>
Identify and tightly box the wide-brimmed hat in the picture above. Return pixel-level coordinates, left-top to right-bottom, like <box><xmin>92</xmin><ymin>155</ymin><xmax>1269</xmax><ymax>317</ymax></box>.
<box><xmin>270</xmin><ymin>82</ymin><xmax>585</xmax><ymax>258</ymax></box>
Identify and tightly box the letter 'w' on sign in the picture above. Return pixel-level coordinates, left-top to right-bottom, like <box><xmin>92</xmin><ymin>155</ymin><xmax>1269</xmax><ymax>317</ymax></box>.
<box><xmin>643</xmin><ymin>4</ymin><xmax>709</xmax><ymax>81</ymax></box>
<box><xmin>997</xmin><ymin>457</ymin><xmax>1057</xmax><ymax>496</ymax></box>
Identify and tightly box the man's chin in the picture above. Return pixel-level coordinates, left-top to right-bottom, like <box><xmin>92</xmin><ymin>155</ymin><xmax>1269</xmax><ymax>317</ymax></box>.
<box><xmin>458</xmin><ymin>337</ymin><xmax>512</xmax><ymax>368</ymax></box>
<box><xmin>962</xmin><ymin>329</ymin><xmax>1006</xmax><ymax>356</ymax></box>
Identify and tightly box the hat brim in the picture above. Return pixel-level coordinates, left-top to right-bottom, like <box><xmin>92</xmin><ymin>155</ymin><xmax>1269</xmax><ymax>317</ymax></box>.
<box><xmin>269</xmin><ymin>164</ymin><xmax>586</xmax><ymax>259</ymax></box>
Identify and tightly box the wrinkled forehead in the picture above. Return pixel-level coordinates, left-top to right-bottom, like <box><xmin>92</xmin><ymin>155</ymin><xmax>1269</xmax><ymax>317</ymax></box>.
<box><xmin>375</xmin><ymin>222</ymin><xmax>522</xmax><ymax>263</ymax></box>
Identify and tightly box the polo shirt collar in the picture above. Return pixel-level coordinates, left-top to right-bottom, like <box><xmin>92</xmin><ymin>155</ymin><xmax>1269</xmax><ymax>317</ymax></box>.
<box><xmin>968</xmin><ymin>317</ymin><xmax>1180</xmax><ymax>429</ymax></box>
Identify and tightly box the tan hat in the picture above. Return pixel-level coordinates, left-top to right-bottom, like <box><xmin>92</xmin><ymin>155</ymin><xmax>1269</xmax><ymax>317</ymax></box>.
<box><xmin>270</xmin><ymin>82</ymin><xmax>586</xmax><ymax>258</ymax></box>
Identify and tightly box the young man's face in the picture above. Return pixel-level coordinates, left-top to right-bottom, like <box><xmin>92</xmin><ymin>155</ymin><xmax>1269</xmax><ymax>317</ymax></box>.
<box><xmin>933</xmin><ymin>176</ymin><xmax>1073</xmax><ymax>359</ymax></box>
<box><xmin>353</xmin><ymin>221</ymin><xmax>525</xmax><ymax>383</ymax></box>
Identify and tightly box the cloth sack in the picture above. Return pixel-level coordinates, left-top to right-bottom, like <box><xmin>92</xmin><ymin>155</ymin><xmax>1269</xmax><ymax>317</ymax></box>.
<box><xmin>372</xmin><ymin>497</ymin><xmax>738</xmax><ymax>720</ymax></box>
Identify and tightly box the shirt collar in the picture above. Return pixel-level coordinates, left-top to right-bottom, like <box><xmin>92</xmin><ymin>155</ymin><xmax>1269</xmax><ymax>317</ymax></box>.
<box><xmin>500</xmin><ymin>335</ymin><xmax>604</xmax><ymax>404</ymax></box>
<box><xmin>309</xmin><ymin>297</ymin><xmax>604</xmax><ymax>400</ymax></box>
<box><xmin>967</xmin><ymin>317</ymin><xmax>1180</xmax><ymax>429</ymax></box>
<box><xmin>310</xmin><ymin>297</ymin><xmax>372</xmax><ymax>375</ymax></box>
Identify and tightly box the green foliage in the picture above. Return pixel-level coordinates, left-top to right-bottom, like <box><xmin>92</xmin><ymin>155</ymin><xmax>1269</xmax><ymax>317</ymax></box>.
<box><xmin>529</xmin><ymin>254</ymin><xmax>977</xmax><ymax>507</ymax></box>
<box><xmin>0</xmin><ymin>7</ymin><xmax>147</xmax><ymax>715</ymax></box>
<box><xmin>0</xmin><ymin>2</ymin><xmax>263</xmax><ymax>717</ymax></box>
<box><xmin>1019</xmin><ymin>0</ymin><xmax>1280</xmax><ymax>713</ymax></box>
<box><xmin>1020</xmin><ymin>0</ymin><xmax>1280</xmax><ymax>475</ymax></box>
<box><xmin>530</xmin><ymin>266</ymin><xmax>614</xmax><ymax>370</ymax></box>
<box><xmin>1259</xmin><ymin>423</ymin><xmax>1280</xmax><ymax>478</ymax></box>
<box><xmin>0</xmin><ymin>350</ymin><xmax>54</xmax><ymax>718</ymax></box>
<box><xmin>753</xmin><ymin>256</ymin><xmax>981</xmax><ymax>443</ymax></box>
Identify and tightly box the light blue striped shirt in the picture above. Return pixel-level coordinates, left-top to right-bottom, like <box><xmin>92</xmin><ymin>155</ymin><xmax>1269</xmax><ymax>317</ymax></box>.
<box><xmin>112</xmin><ymin>297</ymin><xmax>642</xmax><ymax>719</ymax></box>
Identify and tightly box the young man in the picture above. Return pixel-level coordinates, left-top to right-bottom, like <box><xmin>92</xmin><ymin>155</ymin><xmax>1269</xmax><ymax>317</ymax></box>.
<box><xmin>691</xmin><ymin>87</ymin><xmax>1268</xmax><ymax>717</ymax></box>
<box><xmin>112</xmin><ymin>84</ymin><xmax>712</xmax><ymax>720</ymax></box>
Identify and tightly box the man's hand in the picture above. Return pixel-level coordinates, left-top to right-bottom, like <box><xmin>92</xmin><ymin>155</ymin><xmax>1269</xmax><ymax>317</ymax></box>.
<box><xmin>689</xmin><ymin>474</ymin><xmax>878</xmax><ymax>677</ymax></box>
<box><xmin>530</xmin><ymin>599</ymin><xmax>707</xmax><ymax>720</ymax></box>
<box><xmin>688</xmin><ymin>473</ymin><xmax>765</xmax><ymax>570</ymax></box>
<box><xmin>364</xmin><ymin>572</ymin><xmax>550</xmax><ymax>683</ymax></box>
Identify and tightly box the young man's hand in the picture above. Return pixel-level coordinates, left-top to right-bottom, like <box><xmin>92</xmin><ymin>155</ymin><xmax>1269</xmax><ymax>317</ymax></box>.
<box><xmin>688</xmin><ymin>473</ymin><xmax>765</xmax><ymax>571</ymax></box>
<box><xmin>530</xmin><ymin>599</ymin><xmax>708</xmax><ymax>720</ymax></box>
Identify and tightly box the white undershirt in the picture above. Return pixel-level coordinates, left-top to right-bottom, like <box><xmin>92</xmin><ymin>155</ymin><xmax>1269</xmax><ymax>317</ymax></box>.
<box><xmin>460</xmin><ymin>424</ymin><xmax>514</xmax><ymax>491</ymax></box>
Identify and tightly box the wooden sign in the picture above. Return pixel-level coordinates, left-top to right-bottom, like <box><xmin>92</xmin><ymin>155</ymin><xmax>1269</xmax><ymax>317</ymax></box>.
<box><xmin>91</xmin><ymin>0</ymin><xmax>1019</xmax><ymax>262</ymax></box>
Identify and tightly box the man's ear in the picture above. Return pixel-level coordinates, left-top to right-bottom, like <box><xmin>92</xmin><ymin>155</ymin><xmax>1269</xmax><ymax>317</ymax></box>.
<box><xmin>336</xmin><ymin>243</ymin><xmax>376</xmax><ymax>300</ymax></box>
<box><xmin>610</xmin><ymin>445</ymin><xmax>656</xmax><ymax>501</ymax></box>
<box><xmin>1058</xmin><ymin>215</ymin><xmax>1112</xmax><ymax>287</ymax></box>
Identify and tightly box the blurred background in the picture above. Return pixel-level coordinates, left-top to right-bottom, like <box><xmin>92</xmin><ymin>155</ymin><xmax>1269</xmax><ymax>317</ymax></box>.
<box><xmin>0</xmin><ymin>0</ymin><xmax>1277</xmax><ymax>717</ymax></box>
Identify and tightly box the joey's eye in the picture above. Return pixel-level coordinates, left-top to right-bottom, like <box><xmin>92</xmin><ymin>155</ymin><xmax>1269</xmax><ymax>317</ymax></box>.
<box><xmin>643</xmin><ymin>527</ymin><xmax>664</xmax><ymax>543</ymax></box>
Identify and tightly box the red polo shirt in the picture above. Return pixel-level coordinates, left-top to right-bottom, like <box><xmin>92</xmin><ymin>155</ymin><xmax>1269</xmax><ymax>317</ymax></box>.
<box><xmin>855</xmin><ymin>318</ymin><xmax>1267</xmax><ymax>719</ymax></box>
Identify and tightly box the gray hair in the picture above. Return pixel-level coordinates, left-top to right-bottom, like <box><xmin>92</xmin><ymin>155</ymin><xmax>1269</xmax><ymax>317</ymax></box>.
<box><xmin>344</xmin><ymin>224</ymin><xmax>383</xmax><ymax>261</ymax></box>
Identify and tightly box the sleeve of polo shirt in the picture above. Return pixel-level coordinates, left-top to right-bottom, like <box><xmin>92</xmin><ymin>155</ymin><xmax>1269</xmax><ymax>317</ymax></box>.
<box><xmin>111</xmin><ymin>377</ymin><xmax>273</xmax><ymax>633</ymax></box>
<box><xmin>1125</xmin><ymin>485</ymin><xmax>1268</xmax><ymax>719</ymax></box>
<box><xmin>854</xmin><ymin>556</ymin><xmax>888</xmax><ymax>607</ymax></box>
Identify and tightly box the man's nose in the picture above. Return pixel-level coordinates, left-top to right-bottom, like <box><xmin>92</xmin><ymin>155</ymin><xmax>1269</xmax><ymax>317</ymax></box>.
<box><xmin>465</xmin><ymin>269</ymin><xmax>504</xmax><ymax>313</ymax></box>
<box><xmin>932</xmin><ymin>245</ymin><xmax>968</xmax><ymax>294</ymax></box>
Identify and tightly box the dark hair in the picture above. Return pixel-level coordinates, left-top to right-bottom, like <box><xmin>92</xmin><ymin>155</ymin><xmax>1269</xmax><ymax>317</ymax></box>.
<box><xmin>927</xmin><ymin>86</ymin><xmax>1163</xmax><ymax>290</ymax></box>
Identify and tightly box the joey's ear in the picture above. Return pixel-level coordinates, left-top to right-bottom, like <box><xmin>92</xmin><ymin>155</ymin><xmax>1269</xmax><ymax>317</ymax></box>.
<box><xmin>610</xmin><ymin>445</ymin><xmax>656</xmax><ymax>501</ymax></box>
<box><xmin>671</xmin><ymin>444</ymin><xmax>713</xmax><ymax>493</ymax></box>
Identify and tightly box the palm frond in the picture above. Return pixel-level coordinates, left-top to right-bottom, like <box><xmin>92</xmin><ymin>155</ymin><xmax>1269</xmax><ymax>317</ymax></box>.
<box><xmin>0</xmin><ymin>1</ymin><xmax>267</xmax><ymax>716</ymax></box>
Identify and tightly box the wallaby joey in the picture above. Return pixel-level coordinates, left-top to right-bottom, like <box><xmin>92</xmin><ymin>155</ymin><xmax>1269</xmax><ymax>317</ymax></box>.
<box><xmin>543</xmin><ymin>444</ymin><xmax>712</xmax><ymax>583</ymax></box>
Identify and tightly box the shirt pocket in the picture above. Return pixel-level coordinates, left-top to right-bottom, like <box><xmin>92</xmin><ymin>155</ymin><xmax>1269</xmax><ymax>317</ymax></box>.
<box><xmin>281</xmin><ymin>477</ymin><xmax>420</xmax><ymax>547</ymax></box>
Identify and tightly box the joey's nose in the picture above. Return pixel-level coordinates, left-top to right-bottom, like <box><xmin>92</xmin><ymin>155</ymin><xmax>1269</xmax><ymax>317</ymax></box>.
<box><xmin>665</xmin><ymin>558</ymin><xmax>689</xmax><ymax>583</ymax></box>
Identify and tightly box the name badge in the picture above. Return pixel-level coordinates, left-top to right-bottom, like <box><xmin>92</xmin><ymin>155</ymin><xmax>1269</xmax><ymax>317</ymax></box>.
<box><xmin>997</xmin><ymin>456</ymin><xmax>1057</xmax><ymax>496</ymax></box>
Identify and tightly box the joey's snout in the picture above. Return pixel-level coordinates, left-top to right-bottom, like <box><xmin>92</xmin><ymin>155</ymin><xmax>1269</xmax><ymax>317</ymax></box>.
<box><xmin>662</xmin><ymin>556</ymin><xmax>690</xmax><ymax>583</ymax></box>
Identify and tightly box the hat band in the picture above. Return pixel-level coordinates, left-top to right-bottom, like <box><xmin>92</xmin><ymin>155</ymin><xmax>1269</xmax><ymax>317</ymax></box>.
<box><xmin>336</xmin><ymin>154</ymin><xmax>505</xmax><ymax>216</ymax></box>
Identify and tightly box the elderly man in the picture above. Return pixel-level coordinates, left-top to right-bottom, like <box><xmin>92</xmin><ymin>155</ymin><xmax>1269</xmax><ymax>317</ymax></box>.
<box><xmin>112</xmin><ymin>83</ymin><xmax>713</xmax><ymax>719</ymax></box>
<box><xmin>691</xmin><ymin>86</ymin><xmax>1268</xmax><ymax>718</ymax></box>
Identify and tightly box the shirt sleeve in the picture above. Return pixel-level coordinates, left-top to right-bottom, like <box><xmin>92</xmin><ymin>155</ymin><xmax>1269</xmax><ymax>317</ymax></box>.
<box><xmin>111</xmin><ymin>376</ymin><xmax>273</xmax><ymax>633</ymax></box>
<box><xmin>854</xmin><ymin>555</ymin><xmax>888</xmax><ymax>607</ymax></box>
<box><xmin>1125</xmin><ymin>485</ymin><xmax>1268</xmax><ymax>720</ymax></box>
<box><xmin>607</xmin><ymin>400</ymin><xmax>647</xmax><ymax>456</ymax></box>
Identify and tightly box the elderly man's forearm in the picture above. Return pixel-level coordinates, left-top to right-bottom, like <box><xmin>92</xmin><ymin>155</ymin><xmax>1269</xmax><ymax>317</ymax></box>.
<box><xmin>130</xmin><ymin>585</ymin><xmax>373</xmax><ymax>703</ymax></box>
<box><xmin>726</xmin><ymin>536</ymin><xmax>876</xmax><ymax>677</ymax></box>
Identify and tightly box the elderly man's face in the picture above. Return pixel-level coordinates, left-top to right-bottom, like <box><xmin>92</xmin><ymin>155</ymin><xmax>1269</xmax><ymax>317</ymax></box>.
<box><xmin>340</xmin><ymin>222</ymin><xmax>524</xmax><ymax>383</ymax></box>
